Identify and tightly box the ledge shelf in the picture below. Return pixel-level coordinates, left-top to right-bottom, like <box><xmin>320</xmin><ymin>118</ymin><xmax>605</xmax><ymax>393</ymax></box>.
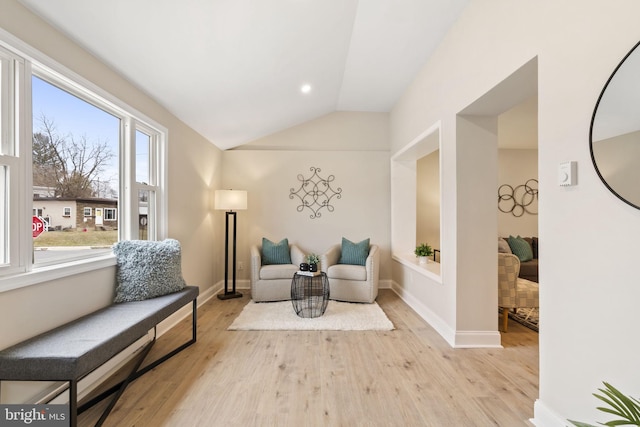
<box><xmin>392</xmin><ymin>252</ymin><xmax>442</xmax><ymax>283</ymax></box>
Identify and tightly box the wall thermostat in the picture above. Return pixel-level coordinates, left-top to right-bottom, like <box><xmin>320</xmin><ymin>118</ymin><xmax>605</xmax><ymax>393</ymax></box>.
<box><xmin>559</xmin><ymin>161</ymin><xmax>577</xmax><ymax>186</ymax></box>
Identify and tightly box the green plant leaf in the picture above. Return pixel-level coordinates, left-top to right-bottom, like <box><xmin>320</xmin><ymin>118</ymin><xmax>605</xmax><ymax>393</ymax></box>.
<box><xmin>602</xmin><ymin>421</ymin><xmax>640</xmax><ymax>426</ymax></box>
<box><xmin>596</xmin><ymin>383</ymin><xmax>640</xmax><ymax>423</ymax></box>
<box><xmin>568</xmin><ymin>382</ymin><xmax>640</xmax><ymax>427</ymax></box>
<box><xmin>567</xmin><ymin>420</ymin><xmax>598</xmax><ymax>427</ymax></box>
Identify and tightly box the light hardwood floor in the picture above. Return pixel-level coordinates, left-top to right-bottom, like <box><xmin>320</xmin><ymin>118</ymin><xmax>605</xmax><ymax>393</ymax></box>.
<box><xmin>80</xmin><ymin>290</ymin><xmax>538</xmax><ymax>426</ymax></box>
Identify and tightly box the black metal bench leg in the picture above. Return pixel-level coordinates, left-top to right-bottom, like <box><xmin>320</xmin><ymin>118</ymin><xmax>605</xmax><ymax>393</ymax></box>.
<box><xmin>95</xmin><ymin>338</ymin><xmax>155</xmax><ymax>427</ymax></box>
<box><xmin>78</xmin><ymin>299</ymin><xmax>197</xmax><ymax>422</ymax></box>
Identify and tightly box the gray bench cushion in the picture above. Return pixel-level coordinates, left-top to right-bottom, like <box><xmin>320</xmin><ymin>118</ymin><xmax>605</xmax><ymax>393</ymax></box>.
<box><xmin>0</xmin><ymin>286</ymin><xmax>198</xmax><ymax>381</ymax></box>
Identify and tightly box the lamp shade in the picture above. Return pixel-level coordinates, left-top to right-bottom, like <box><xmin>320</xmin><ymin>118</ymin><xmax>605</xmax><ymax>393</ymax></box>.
<box><xmin>215</xmin><ymin>190</ymin><xmax>247</xmax><ymax>211</ymax></box>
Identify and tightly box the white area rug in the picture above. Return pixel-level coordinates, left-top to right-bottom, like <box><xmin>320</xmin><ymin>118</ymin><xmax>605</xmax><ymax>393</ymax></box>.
<box><xmin>228</xmin><ymin>300</ymin><xmax>395</xmax><ymax>331</ymax></box>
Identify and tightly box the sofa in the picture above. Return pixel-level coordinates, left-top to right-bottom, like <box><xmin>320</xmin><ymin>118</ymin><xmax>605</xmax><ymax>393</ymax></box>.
<box><xmin>498</xmin><ymin>236</ymin><xmax>538</xmax><ymax>283</ymax></box>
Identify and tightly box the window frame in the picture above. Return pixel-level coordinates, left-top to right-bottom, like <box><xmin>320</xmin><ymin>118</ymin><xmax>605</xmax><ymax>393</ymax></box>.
<box><xmin>0</xmin><ymin>42</ymin><xmax>27</xmax><ymax>278</ymax></box>
<box><xmin>103</xmin><ymin>208</ymin><xmax>117</xmax><ymax>221</ymax></box>
<box><xmin>83</xmin><ymin>207</ymin><xmax>92</xmax><ymax>217</ymax></box>
<box><xmin>0</xmin><ymin>29</ymin><xmax>168</xmax><ymax>292</ymax></box>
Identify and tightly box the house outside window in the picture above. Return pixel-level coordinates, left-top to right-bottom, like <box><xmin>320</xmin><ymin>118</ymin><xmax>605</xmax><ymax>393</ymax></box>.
<box><xmin>0</xmin><ymin>32</ymin><xmax>167</xmax><ymax>282</ymax></box>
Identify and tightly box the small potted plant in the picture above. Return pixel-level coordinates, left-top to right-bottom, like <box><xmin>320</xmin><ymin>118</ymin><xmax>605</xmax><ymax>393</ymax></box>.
<box><xmin>306</xmin><ymin>253</ymin><xmax>320</xmax><ymax>272</ymax></box>
<box><xmin>414</xmin><ymin>243</ymin><xmax>433</xmax><ymax>264</ymax></box>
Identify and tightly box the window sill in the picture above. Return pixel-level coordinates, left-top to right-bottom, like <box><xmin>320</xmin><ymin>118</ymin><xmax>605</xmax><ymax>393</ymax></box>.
<box><xmin>392</xmin><ymin>252</ymin><xmax>442</xmax><ymax>283</ymax></box>
<box><xmin>0</xmin><ymin>254</ymin><xmax>116</xmax><ymax>293</ymax></box>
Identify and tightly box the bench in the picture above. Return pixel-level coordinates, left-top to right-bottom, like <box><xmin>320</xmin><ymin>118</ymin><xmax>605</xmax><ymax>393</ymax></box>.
<box><xmin>0</xmin><ymin>285</ymin><xmax>199</xmax><ymax>427</ymax></box>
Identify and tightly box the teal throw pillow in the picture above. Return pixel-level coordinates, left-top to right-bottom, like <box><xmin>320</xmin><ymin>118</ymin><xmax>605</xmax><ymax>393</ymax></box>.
<box><xmin>339</xmin><ymin>237</ymin><xmax>370</xmax><ymax>266</ymax></box>
<box><xmin>262</xmin><ymin>238</ymin><xmax>292</xmax><ymax>265</ymax></box>
<box><xmin>507</xmin><ymin>235</ymin><xmax>533</xmax><ymax>262</ymax></box>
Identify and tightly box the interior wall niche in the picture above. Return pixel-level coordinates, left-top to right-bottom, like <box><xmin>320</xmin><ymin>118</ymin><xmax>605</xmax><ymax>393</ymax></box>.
<box><xmin>391</xmin><ymin>122</ymin><xmax>441</xmax><ymax>270</ymax></box>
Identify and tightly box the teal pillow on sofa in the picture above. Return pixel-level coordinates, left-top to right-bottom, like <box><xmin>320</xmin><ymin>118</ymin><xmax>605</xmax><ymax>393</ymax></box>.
<box><xmin>507</xmin><ymin>235</ymin><xmax>533</xmax><ymax>262</ymax></box>
<box><xmin>262</xmin><ymin>238</ymin><xmax>292</xmax><ymax>265</ymax></box>
<box><xmin>339</xmin><ymin>237</ymin><xmax>370</xmax><ymax>266</ymax></box>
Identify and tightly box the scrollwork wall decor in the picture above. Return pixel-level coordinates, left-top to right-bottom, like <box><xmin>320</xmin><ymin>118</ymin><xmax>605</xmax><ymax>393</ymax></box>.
<box><xmin>498</xmin><ymin>179</ymin><xmax>538</xmax><ymax>217</ymax></box>
<box><xmin>289</xmin><ymin>167</ymin><xmax>342</xmax><ymax>219</ymax></box>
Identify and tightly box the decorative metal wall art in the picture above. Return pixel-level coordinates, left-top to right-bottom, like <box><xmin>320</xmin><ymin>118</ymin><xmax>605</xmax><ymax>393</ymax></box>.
<box><xmin>290</xmin><ymin>167</ymin><xmax>342</xmax><ymax>219</ymax></box>
<box><xmin>498</xmin><ymin>179</ymin><xmax>538</xmax><ymax>217</ymax></box>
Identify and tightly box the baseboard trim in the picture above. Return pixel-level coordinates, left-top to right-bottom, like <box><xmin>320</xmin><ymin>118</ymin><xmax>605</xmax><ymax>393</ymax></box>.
<box><xmin>390</xmin><ymin>281</ymin><xmax>456</xmax><ymax>347</ymax></box>
<box><xmin>453</xmin><ymin>330</ymin><xmax>502</xmax><ymax>348</ymax></box>
<box><xmin>378</xmin><ymin>279</ymin><xmax>392</xmax><ymax>289</ymax></box>
<box><xmin>156</xmin><ymin>283</ymin><xmax>217</xmax><ymax>336</ymax></box>
<box><xmin>532</xmin><ymin>399</ymin><xmax>566</xmax><ymax>426</ymax></box>
<box><xmin>389</xmin><ymin>281</ymin><xmax>502</xmax><ymax>348</ymax></box>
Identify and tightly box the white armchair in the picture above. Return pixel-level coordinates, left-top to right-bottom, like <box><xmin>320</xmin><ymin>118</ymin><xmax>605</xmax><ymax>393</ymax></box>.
<box><xmin>320</xmin><ymin>244</ymin><xmax>379</xmax><ymax>303</ymax></box>
<box><xmin>250</xmin><ymin>243</ymin><xmax>305</xmax><ymax>302</ymax></box>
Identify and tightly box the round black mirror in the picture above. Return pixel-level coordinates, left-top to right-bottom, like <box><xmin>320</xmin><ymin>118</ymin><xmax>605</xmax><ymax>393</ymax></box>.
<box><xmin>590</xmin><ymin>40</ymin><xmax>640</xmax><ymax>210</ymax></box>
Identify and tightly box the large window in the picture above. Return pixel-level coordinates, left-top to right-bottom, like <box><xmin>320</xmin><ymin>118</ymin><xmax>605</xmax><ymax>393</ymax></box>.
<box><xmin>0</xmin><ymin>45</ymin><xmax>22</xmax><ymax>274</ymax></box>
<box><xmin>31</xmin><ymin>74</ymin><xmax>120</xmax><ymax>264</ymax></box>
<box><xmin>0</xmin><ymin>35</ymin><xmax>167</xmax><ymax>281</ymax></box>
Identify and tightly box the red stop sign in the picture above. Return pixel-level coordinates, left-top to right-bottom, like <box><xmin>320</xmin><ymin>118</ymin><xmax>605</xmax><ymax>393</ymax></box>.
<box><xmin>32</xmin><ymin>216</ymin><xmax>45</xmax><ymax>238</ymax></box>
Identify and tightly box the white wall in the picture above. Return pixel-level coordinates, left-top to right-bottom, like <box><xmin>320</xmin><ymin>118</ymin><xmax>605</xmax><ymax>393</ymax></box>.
<box><xmin>0</xmin><ymin>0</ymin><xmax>223</xmax><ymax>401</ymax></box>
<box><xmin>390</xmin><ymin>0</ymin><xmax>640</xmax><ymax>424</ymax></box>
<box><xmin>239</xmin><ymin>111</ymin><xmax>389</xmax><ymax>151</ymax></box>
<box><xmin>498</xmin><ymin>149</ymin><xmax>538</xmax><ymax>237</ymax></box>
<box><xmin>455</xmin><ymin>115</ymin><xmax>499</xmax><ymax>333</ymax></box>
<box><xmin>223</xmin><ymin>112</ymin><xmax>391</xmax><ymax>284</ymax></box>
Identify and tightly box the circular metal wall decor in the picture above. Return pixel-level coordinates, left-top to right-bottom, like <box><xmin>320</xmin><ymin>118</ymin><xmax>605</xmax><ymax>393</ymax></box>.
<box><xmin>498</xmin><ymin>179</ymin><xmax>538</xmax><ymax>217</ymax></box>
<box><xmin>289</xmin><ymin>167</ymin><xmax>342</xmax><ymax>219</ymax></box>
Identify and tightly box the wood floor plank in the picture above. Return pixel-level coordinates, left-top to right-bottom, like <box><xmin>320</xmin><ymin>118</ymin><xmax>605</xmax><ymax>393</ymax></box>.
<box><xmin>79</xmin><ymin>290</ymin><xmax>538</xmax><ymax>426</ymax></box>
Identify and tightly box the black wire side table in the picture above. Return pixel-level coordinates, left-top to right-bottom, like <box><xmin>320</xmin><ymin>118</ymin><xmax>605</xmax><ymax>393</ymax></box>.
<box><xmin>291</xmin><ymin>272</ymin><xmax>330</xmax><ymax>318</ymax></box>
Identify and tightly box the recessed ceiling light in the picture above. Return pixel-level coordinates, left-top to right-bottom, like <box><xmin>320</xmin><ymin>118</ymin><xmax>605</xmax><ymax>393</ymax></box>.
<box><xmin>301</xmin><ymin>84</ymin><xmax>312</xmax><ymax>94</ymax></box>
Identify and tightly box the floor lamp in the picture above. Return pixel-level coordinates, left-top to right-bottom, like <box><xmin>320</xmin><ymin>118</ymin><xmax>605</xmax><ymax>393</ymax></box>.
<box><xmin>215</xmin><ymin>190</ymin><xmax>247</xmax><ymax>300</ymax></box>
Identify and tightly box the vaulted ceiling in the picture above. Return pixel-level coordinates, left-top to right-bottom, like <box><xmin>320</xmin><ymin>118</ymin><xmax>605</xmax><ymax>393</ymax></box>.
<box><xmin>20</xmin><ymin>0</ymin><xmax>470</xmax><ymax>150</ymax></box>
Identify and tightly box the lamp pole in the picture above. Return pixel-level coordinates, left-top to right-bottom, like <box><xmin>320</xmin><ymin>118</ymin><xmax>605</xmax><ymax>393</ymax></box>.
<box><xmin>215</xmin><ymin>190</ymin><xmax>247</xmax><ymax>300</ymax></box>
<box><xmin>218</xmin><ymin>210</ymin><xmax>242</xmax><ymax>300</ymax></box>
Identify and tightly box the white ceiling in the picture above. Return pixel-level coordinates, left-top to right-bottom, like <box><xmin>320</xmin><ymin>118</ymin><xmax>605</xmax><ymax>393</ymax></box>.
<box><xmin>19</xmin><ymin>0</ymin><xmax>470</xmax><ymax>150</ymax></box>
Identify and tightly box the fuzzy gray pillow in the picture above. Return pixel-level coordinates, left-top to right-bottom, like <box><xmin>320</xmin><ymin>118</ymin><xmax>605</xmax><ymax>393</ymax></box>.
<box><xmin>113</xmin><ymin>239</ymin><xmax>187</xmax><ymax>303</ymax></box>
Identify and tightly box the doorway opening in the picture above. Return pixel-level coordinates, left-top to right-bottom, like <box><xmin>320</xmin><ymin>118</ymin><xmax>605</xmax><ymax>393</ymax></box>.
<box><xmin>456</xmin><ymin>57</ymin><xmax>538</xmax><ymax>339</ymax></box>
